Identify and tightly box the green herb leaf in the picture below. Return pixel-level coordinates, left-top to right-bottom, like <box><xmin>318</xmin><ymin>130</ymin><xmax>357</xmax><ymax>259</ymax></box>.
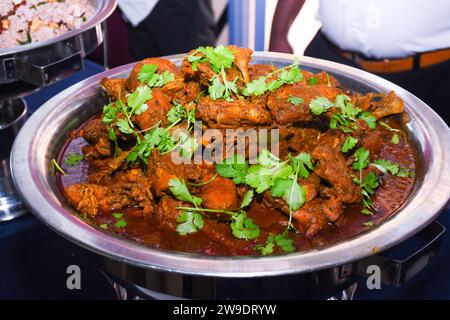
<box><xmin>255</xmin><ymin>236</ymin><xmax>275</xmax><ymax>255</ymax></box>
<box><xmin>371</xmin><ymin>159</ymin><xmax>400</xmax><ymax>175</ymax></box>
<box><xmin>335</xmin><ymin>94</ymin><xmax>361</xmax><ymax>118</ymax></box>
<box><xmin>112</xmin><ymin>212</ymin><xmax>123</xmax><ymax>219</ymax></box>
<box><xmin>353</xmin><ymin>147</ymin><xmax>370</xmax><ymax>172</ymax></box>
<box><xmin>341</xmin><ymin>137</ymin><xmax>358</xmax><ymax>153</ymax></box>
<box><xmin>230</xmin><ymin>212</ymin><xmax>260</xmax><ymax>240</ymax></box>
<box><xmin>362</xmin><ymin>171</ymin><xmax>379</xmax><ymax>195</ymax></box>
<box><xmin>116</xmin><ymin>118</ymin><xmax>134</xmax><ymax>134</ymax></box>
<box><xmin>308</xmin><ymin>76</ymin><xmax>318</xmax><ymax>85</ymax></box>
<box><xmin>102</xmin><ymin>102</ymin><xmax>117</xmax><ymax>124</ymax></box>
<box><xmin>359</xmin><ymin>112</ymin><xmax>377</xmax><ymax>129</ymax></box>
<box><xmin>63</xmin><ymin>152</ymin><xmax>84</xmax><ymax>166</ymax></box>
<box><xmin>309</xmin><ymin>97</ymin><xmax>333</xmax><ymax>115</ymax></box>
<box><xmin>115</xmin><ymin>219</ymin><xmax>128</xmax><ymax>228</ymax></box>
<box><xmin>243</xmin><ymin>77</ymin><xmax>268</xmax><ymax>96</ymax></box>
<box><xmin>255</xmin><ymin>233</ymin><xmax>295</xmax><ymax>255</ymax></box>
<box><xmin>274</xmin><ymin>233</ymin><xmax>295</xmax><ymax>253</ymax></box>
<box><xmin>240</xmin><ymin>190</ymin><xmax>254</xmax><ymax>208</ymax></box>
<box><xmin>216</xmin><ymin>154</ymin><xmax>249</xmax><ymax>184</ymax></box>
<box><xmin>176</xmin><ymin>210</ymin><xmax>204</xmax><ymax>235</ymax></box>
<box><xmin>127</xmin><ymin>86</ymin><xmax>152</xmax><ymax>115</ymax></box>
<box><xmin>289</xmin><ymin>152</ymin><xmax>314</xmax><ymax>178</ymax></box>
<box><xmin>392</xmin><ymin>133</ymin><xmax>400</xmax><ymax>144</ymax></box>
<box><xmin>278</xmin><ymin>67</ymin><xmax>303</xmax><ymax>84</ymax></box>
<box><xmin>99</xmin><ymin>224</ymin><xmax>108</xmax><ymax>230</ymax></box>
<box><xmin>287</xmin><ymin>95</ymin><xmax>305</xmax><ymax>106</ymax></box>
<box><xmin>169</xmin><ymin>178</ymin><xmax>203</xmax><ymax>207</ymax></box>
<box><xmin>271</xmin><ymin>178</ymin><xmax>306</xmax><ymax>211</ymax></box>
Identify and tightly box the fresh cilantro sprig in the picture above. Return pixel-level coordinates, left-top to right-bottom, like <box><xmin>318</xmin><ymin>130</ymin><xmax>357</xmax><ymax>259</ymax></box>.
<box><xmin>370</xmin><ymin>159</ymin><xmax>415</xmax><ymax>178</ymax></box>
<box><xmin>288</xmin><ymin>95</ymin><xmax>305</xmax><ymax>106</ymax></box>
<box><xmin>137</xmin><ymin>64</ymin><xmax>175</xmax><ymax>87</ymax></box>
<box><xmin>255</xmin><ymin>232</ymin><xmax>295</xmax><ymax>255</ymax></box>
<box><xmin>187</xmin><ymin>46</ymin><xmax>235</xmax><ymax>73</ymax></box>
<box><xmin>242</xmin><ymin>59</ymin><xmax>303</xmax><ymax>97</ymax></box>
<box><xmin>215</xmin><ymin>154</ymin><xmax>249</xmax><ymax>184</ymax></box>
<box><xmin>240</xmin><ymin>190</ymin><xmax>254</xmax><ymax>208</ymax></box>
<box><xmin>341</xmin><ymin>137</ymin><xmax>358</xmax><ymax>153</ymax></box>
<box><xmin>63</xmin><ymin>152</ymin><xmax>83</xmax><ymax>166</ymax></box>
<box><xmin>309</xmin><ymin>97</ymin><xmax>334</xmax><ymax>115</ymax></box>
<box><xmin>176</xmin><ymin>206</ymin><xmax>260</xmax><ymax>240</ymax></box>
<box><xmin>112</xmin><ymin>212</ymin><xmax>127</xmax><ymax>229</ymax></box>
<box><xmin>379</xmin><ymin>121</ymin><xmax>402</xmax><ymax>145</ymax></box>
<box><xmin>169</xmin><ymin>178</ymin><xmax>203</xmax><ymax>207</ymax></box>
<box><xmin>313</xmin><ymin>94</ymin><xmax>376</xmax><ymax>133</ymax></box>
<box><xmin>176</xmin><ymin>210</ymin><xmax>204</xmax><ymax>235</ymax></box>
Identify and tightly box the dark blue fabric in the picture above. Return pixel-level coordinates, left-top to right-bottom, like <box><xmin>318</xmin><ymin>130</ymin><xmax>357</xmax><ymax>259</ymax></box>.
<box><xmin>1</xmin><ymin>60</ymin><xmax>449</xmax><ymax>299</ymax></box>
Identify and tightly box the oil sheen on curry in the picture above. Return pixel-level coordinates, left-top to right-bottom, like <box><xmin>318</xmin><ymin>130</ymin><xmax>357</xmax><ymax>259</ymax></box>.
<box><xmin>57</xmin><ymin>46</ymin><xmax>416</xmax><ymax>256</ymax></box>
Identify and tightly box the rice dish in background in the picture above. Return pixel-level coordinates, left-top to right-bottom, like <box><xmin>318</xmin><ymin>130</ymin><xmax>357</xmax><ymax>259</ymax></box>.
<box><xmin>0</xmin><ymin>0</ymin><xmax>96</xmax><ymax>49</ymax></box>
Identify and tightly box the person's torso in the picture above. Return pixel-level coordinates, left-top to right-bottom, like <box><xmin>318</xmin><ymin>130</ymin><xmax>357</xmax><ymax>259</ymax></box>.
<box><xmin>317</xmin><ymin>0</ymin><xmax>450</xmax><ymax>59</ymax></box>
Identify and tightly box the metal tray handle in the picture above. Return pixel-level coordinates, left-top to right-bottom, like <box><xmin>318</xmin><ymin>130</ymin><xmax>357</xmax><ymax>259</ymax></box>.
<box><xmin>12</xmin><ymin>43</ymin><xmax>83</xmax><ymax>87</ymax></box>
<box><xmin>357</xmin><ymin>220</ymin><xmax>445</xmax><ymax>286</ymax></box>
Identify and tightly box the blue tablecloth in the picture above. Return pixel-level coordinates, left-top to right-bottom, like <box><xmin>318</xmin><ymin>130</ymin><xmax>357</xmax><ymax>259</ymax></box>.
<box><xmin>0</xmin><ymin>60</ymin><xmax>449</xmax><ymax>299</ymax></box>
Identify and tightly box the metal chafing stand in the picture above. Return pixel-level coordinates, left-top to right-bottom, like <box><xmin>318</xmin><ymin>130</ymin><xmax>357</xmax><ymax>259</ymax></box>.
<box><xmin>0</xmin><ymin>0</ymin><xmax>116</xmax><ymax>221</ymax></box>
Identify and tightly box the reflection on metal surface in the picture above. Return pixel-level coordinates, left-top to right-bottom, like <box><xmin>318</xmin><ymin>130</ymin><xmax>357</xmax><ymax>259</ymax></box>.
<box><xmin>0</xmin><ymin>99</ymin><xmax>27</xmax><ymax>221</ymax></box>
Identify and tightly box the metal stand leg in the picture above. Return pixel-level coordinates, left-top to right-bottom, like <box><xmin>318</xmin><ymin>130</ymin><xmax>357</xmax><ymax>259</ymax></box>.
<box><xmin>0</xmin><ymin>98</ymin><xmax>28</xmax><ymax>222</ymax></box>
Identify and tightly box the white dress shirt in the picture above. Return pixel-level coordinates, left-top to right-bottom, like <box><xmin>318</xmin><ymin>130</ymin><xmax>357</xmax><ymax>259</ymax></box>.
<box><xmin>117</xmin><ymin>0</ymin><xmax>158</xmax><ymax>27</ymax></box>
<box><xmin>317</xmin><ymin>0</ymin><xmax>450</xmax><ymax>59</ymax></box>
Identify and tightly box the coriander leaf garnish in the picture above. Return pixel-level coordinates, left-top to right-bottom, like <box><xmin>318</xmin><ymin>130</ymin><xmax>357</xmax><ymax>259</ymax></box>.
<box><xmin>308</xmin><ymin>76</ymin><xmax>318</xmax><ymax>85</ymax></box>
<box><xmin>287</xmin><ymin>95</ymin><xmax>305</xmax><ymax>106</ymax></box>
<box><xmin>102</xmin><ymin>102</ymin><xmax>117</xmax><ymax>124</ymax></box>
<box><xmin>242</xmin><ymin>59</ymin><xmax>302</xmax><ymax>97</ymax></box>
<box><xmin>112</xmin><ymin>212</ymin><xmax>127</xmax><ymax>229</ymax></box>
<box><xmin>240</xmin><ymin>189</ymin><xmax>254</xmax><ymax>208</ymax></box>
<box><xmin>341</xmin><ymin>137</ymin><xmax>358</xmax><ymax>153</ymax></box>
<box><xmin>216</xmin><ymin>154</ymin><xmax>249</xmax><ymax>184</ymax></box>
<box><xmin>176</xmin><ymin>210</ymin><xmax>204</xmax><ymax>235</ymax></box>
<box><xmin>116</xmin><ymin>118</ymin><xmax>134</xmax><ymax>134</ymax></box>
<box><xmin>278</xmin><ymin>67</ymin><xmax>303</xmax><ymax>84</ymax></box>
<box><xmin>359</xmin><ymin>112</ymin><xmax>377</xmax><ymax>129</ymax></box>
<box><xmin>309</xmin><ymin>97</ymin><xmax>333</xmax><ymax>115</ymax></box>
<box><xmin>363</xmin><ymin>221</ymin><xmax>374</xmax><ymax>227</ymax></box>
<box><xmin>289</xmin><ymin>152</ymin><xmax>314</xmax><ymax>178</ymax></box>
<box><xmin>255</xmin><ymin>233</ymin><xmax>295</xmax><ymax>255</ymax></box>
<box><xmin>371</xmin><ymin>159</ymin><xmax>399</xmax><ymax>175</ymax></box>
<box><xmin>137</xmin><ymin>64</ymin><xmax>158</xmax><ymax>83</ymax></box>
<box><xmin>244</xmin><ymin>150</ymin><xmax>292</xmax><ymax>194</ymax></box>
<box><xmin>99</xmin><ymin>224</ymin><xmax>108</xmax><ymax>230</ymax></box>
<box><xmin>138</xmin><ymin>64</ymin><xmax>175</xmax><ymax>87</ymax></box>
<box><xmin>63</xmin><ymin>152</ymin><xmax>83</xmax><ymax>166</ymax></box>
<box><xmin>244</xmin><ymin>77</ymin><xmax>268</xmax><ymax>96</ymax></box>
<box><xmin>335</xmin><ymin>94</ymin><xmax>360</xmax><ymax>119</ymax></box>
<box><xmin>230</xmin><ymin>212</ymin><xmax>260</xmax><ymax>240</ymax></box>
<box><xmin>127</xmin><ymin>86</ymin><xmax>152</xmax><ymax>116</ymax></box>
<box><xmin>392</xmin><ymin>133</ymin><xmax>400</xmax><ymax>144</ymax></box>
<box><xmin>188</xmin><ymin>46</ymin><xmax>235</xmax><ymax>73</ymax></box>
<box><xmin>112</xmin><ymin>212</ymin><xmax>123</xmax><ymax>219</ymax></box>
<box><xmin>353</xmin><ymin>147</ymin><xmax>370</xmax><ymax>172</ymax></box>
<box><xmin>371</xmin><ymin>159</ymin><xmax>414</xmax><ymax>178</ymax></box>
<box><xmin>169</xmin><ymin>178</ymin><xmax>203</xmax><ymax>207</ymax></box>
<box><xmin>255</xmin><ymin>237</ymin><xmax>275</xmax><ymax>255</ymax></box>
<box><xmin>51</xmin><ymin>158</ymin><xmax>66</xmax><ymax>175</ymax></box>
<box><xmin>115</xmin><ymin>219</ymin><xmax>128</xmax><ymax>228</ymax></box>
<box><xmin>271</xmin><ymin>178</ymin><xmax>306</xmax><ymax>212</ymax></box>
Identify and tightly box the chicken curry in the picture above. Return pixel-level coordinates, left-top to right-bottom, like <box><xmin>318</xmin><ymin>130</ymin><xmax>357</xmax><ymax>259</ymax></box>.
<box><xmin>57</xmin><ymin>46</ymin><xmax>416</xmax><ymax>256</ymax></box>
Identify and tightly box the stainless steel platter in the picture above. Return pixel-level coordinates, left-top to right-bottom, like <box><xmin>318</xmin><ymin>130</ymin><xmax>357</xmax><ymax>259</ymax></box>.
<box><xmin>10</xmin><ymin>53</ymin><xmax>450</xmax><ymax>299</ymax></box>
